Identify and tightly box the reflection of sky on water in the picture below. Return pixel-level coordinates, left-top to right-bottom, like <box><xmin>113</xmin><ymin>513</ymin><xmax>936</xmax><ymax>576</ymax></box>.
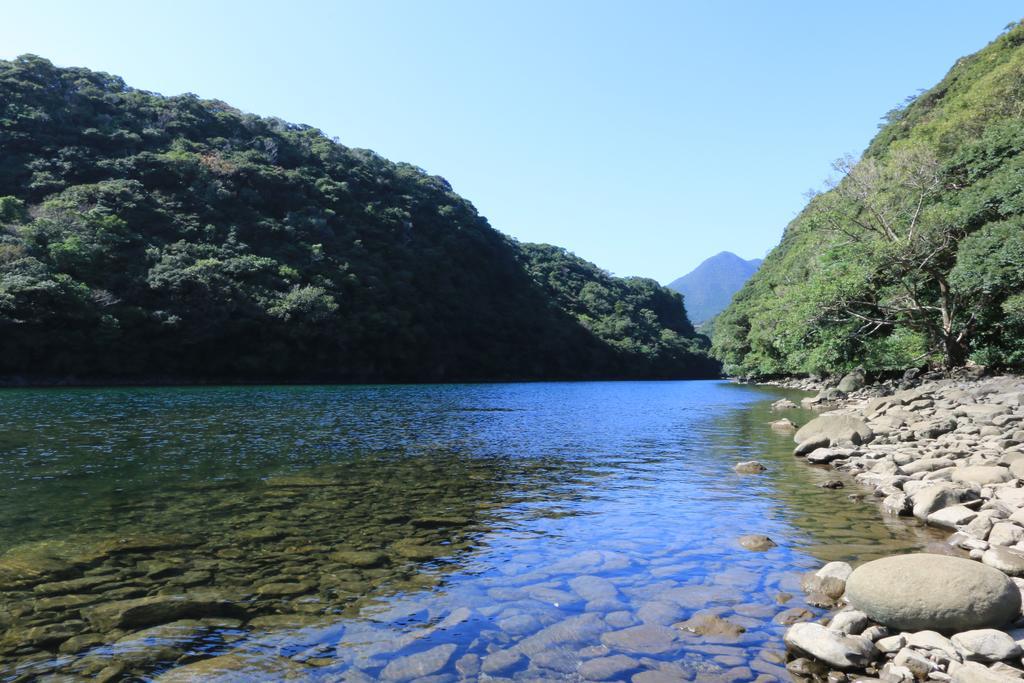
<box><xmin>0</xmin><ymin>381</ymin><xmax>943</xmax><ymax>680</ymax></box>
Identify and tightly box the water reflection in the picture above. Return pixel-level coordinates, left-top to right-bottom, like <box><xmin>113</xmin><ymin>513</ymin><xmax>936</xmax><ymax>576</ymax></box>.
<box><xmin>0</xmin><ymin>381</ymin><xmax>941</xmax><ymax>680</ymax></box>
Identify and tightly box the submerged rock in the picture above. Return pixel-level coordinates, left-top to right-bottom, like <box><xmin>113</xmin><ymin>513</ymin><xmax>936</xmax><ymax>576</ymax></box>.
<box><xmin>155</xmin><ymin>652</ymin><xmax>309</xmax><ymax>681</ymax></box>
<box><xmin>733</xmin><ymin>460</ymin><xmax>768</xmax><ymax>474</ymax></box>
<box><xmin>600</xmin><ymin>624</ymin><xmax>678</xmax><ymax>654</ymax></box>
<box><xmin>380</xmin><ymin>643</ymin><xmax>458</xmax><ymax>681</ymax></box>
<box><xmin>675</xmin><ymin>611</ymin><xmax>746</xmax><ymax>638</ymax></box>
<box><xmin>845</xmin><ymin>554</ymin><xmax>1021</xmax><ymax>632</ymax></box>
<box><xmin>738</xmin><ymin>534</ymin><xmax>777</xmax><ymax>551</ymax></box>
<box><xmin>771</xmin><ymin>418</ymin><xmax>798</xmax><ymax>432</ymax></box>
<box><xmin>84</xmin><ymin>594</ymin><xmax>241</xmax><ymax>632</ymax></box>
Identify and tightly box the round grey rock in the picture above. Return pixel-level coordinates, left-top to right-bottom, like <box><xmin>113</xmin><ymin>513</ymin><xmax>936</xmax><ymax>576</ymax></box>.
<box><xmin>845</xmin><ymin>554</ymin><xmax>1021</xmax><ymax>633</ymax></box>
<box><xmin>794</xmin><ymin>414</ymin><xmax>874</xmax><ymax>446</ymax></box>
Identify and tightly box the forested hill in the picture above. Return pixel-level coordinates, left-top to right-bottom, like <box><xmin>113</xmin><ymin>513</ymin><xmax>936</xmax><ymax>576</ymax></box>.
<box><xmin>666</xmin><ymin>252</ymin><xmax>762</xmax><ymax>325</ymax></box>
<box><xmin>713</xmin><ymin>22</ymin><xmax>1024</xmax><ymax>378</ymax></box>
<box><xmin>0</xmin><ymin>55</ymin><xmax>718</xmax><ymax>383</ymax></box>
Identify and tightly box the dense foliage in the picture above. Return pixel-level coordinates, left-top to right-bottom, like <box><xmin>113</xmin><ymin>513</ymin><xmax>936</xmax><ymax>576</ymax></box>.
<box><xmin>0</xmin><ymin>55</ymin><xmax>717</xmax><ymax>382</ymax></box>
<box><xmin>713</xmin><ymin>22</ymin><xmax>1024</xmax><ymax>378</ymax></box>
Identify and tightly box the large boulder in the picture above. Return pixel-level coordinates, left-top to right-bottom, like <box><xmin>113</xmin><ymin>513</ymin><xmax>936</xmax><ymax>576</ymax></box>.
<box><xmin>838</xmin><ymin>367</ymin><xmax>867</xmax><ymax>393</ymax></box>
<box><xmin>794</xmin><ymin>415</ymin><xmax>873</xmax><ymax>447</ymax></box>
<box><xmin>783</xmin><ymin>622</ymin><xmax>877</xmax><ymax>670</ymax></box>
<box><xmin>845</xmin><ymin>554</ymin><xmax>1021</xmax><ymax>633</ymax></box>
<box><xmin>953</xmin><ymin>466</ymin><xmax>1012</xmax><ymax>486</ymax></box>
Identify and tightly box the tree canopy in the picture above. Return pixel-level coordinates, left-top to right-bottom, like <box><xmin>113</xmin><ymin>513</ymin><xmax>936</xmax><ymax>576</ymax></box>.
<box><xmin>713</xmin><ymin>23</ymin><xmax>1024</xmax><ymax>378</ymax></box>
<box><xmin>0</xmin><ymin>55</ymin><xmax>718</xmax><ymax>382</ymax></box>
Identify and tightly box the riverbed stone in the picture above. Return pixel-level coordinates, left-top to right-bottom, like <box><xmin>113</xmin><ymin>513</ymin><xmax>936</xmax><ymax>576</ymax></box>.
<box><xmin>951</xmin><ymin>629</ymin><xmax>1023</xmax><ymax>662</ymax></box>
<box><xmin>830</xmin><ymin>610</ymin><xmax>869</xmax><ymax>635</ymax></box>
<box><xmin>771</xmin><ymin>418</ymin><xmax>797</xmax><ymax>432</ymax></box>
<box><xmin>380</xmin><ymin>643</ymin><xmax>458</xmax><ymax>681</ymax></box>
<box><xmin>154</xmin><ymin>653</ymin><xmax>308</xmax><ymax>681</ymax></box>
<box><xmin>578</xmin><ymin>654</ymin><xmax>641</xmax><ymax>681</ymax></box>
<box><xmin>953</xmin><ymin>467</ymin><xmax>1012</xmax><ymax>486</ymax></box>
<box><xmin>928</xmin><ymin>505</ymin><xmax>979</xmax><ymax>529</ymax></box>
<box><xmin>911</xmin><ymin>486</ymin><xmax>962</xmax><ymax>520</ymax></box>
<box><xmin>982</xmin><ymin>547</ymin><xmax>1024</xmax><ymax>577</ymax></box>
<box><xmin>838</xmin><ymin>368</ymin><xmax>867</xmax><ymax>393</ymax></box>
<box><xmin>738</xmin><ymin>534</ymin><xmax>777</xmax><ymax>551</ymax></box>
<box><xmin>675</xmin><ymin>611</ymin><xmax>746</xmax><ymax>638</ymax></box>
<box><xmin>989</xmin><ymin>522</ymin><xmax>1024</xmax><ymax>547</ymax></box>
<box><xmin>948</xmin><ymin>660</ymin><xmax>1024</xmax><ymax>683</ymax></box>
<box><xmin>84</xmin><ymin>594</ymin><xmax>239</xmax><ymax>632</ymax></box>
<box><xmin>845</xmin><ymin>554</ymin><xmax>1021</xmax><ymax>632</ymax></box>
<box><xmin>794</xmin><ymin>415</ymin><xmax>874</xmax><ymax>447</ymax></box>
<box><xmin>601</xmin><ymin>624</ymin><xmax>678</xmax><ymax>654</ymax></box>
<box><xmin>783</xmin><ymin>622</ymin><xmax>877</xmax><ymax>670</ymax></box>
<box><xmin>734</xmin><ymin>461</ymin><xmax>768</xmax><ymax>474</ymax></box>
<box><xmin>330</xmin><ymin>550</ymin><xmax>389</xmax><ymax>568</ymax></box>
<box><xmin>775</xmin><ymin>607</ymin><xmax>815</xmax><ymax>625</ymax></box>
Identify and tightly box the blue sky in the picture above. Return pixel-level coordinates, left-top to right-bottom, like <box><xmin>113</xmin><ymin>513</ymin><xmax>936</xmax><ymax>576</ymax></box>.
<box><xmin>2</xmin><ymin>2</ymin><xmax>1021</xmax><ymax>282</ymax></box>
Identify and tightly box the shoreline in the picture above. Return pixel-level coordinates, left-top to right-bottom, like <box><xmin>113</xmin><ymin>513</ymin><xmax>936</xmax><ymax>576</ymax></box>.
<box><xmin>765</xmin><ymin>370</ymin><xmax>1024</xmax><ymax>681</ymax></box>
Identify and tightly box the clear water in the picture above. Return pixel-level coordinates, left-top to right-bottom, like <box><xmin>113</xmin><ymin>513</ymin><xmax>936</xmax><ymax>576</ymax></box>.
<box><xmin>0</xmin><ymin>381</ymin><xmax>942</xmax><ymax>681</ymax></box>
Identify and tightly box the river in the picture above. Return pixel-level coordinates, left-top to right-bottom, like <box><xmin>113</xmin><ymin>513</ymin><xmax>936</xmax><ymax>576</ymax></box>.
<box><xmin>0</xmin><ymin>381</ymin><xmax>942</xmax><ymax>681</ymax></box>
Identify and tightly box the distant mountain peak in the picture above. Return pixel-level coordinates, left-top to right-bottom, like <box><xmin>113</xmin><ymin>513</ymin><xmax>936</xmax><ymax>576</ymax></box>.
<box><xmin>666</xmin><ymin>252</ymin><xmax>761</xmax><ymax>325</ymax></box>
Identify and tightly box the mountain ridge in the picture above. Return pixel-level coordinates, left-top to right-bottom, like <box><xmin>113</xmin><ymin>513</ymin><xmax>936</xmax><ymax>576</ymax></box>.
<box><xmin>666</xmin><ymin>251</ymin><xmax>762</xmax><ymax>325</ymax></box>
<box><xmin>0</xmin><ymin>55</ymin><xmax>720</xmax><ymax>382</ymax></box>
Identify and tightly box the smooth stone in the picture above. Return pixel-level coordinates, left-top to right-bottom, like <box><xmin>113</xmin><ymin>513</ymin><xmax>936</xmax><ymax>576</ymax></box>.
<box><xmin>734</xmin><ymin>461</ymin><xmax>768</xmax><ymax>474</ymax></box>
<box><xmin>738</xmin><ymin>534</ymin><xmax>777</xmax><ymax>551</ymax></box>
<box><xmin>330</xmin><ymin>550</ymin><xmax>389</xmax><ymax>568</ymax></box>
<box><xmin>480</xmin><ymin>648</ymin><xmax>525</xmax><ymax>675</ymax></box>
<box><xmin>380</xmin><ymin>643</ymin><xmax>458</xmax><ymax>681</ymax></box>
<box><xmin>830</xmin><ymin>610</ymin><xmax>869</xmax><ymax>635</ymax></box>
<box><xmin>601</xmin><ymin>624</ymin><xmax>678</xmax><ymax>654</ymax></box>
<box><xmin>912</xmin><ymin>486</ymin><xmax>962</xmax><ymax>520</ymax></box>
<box><xmin>771</xmin><ymin>418</ymin><xmax>797</xmax><ymax>432</ymax></box>
<box><xmin>982</xmin><ymin>547</ymin><xmax>1024</xmax><ymax>577</ymax></box>
<box><xmin>952</xmin><ymin>629</ymin><xmax>1023</xmax><ymax>662</ymax></box>
<box><xmin>569</xmin><ymin>575</ymin><xmax>620</xmax><ymax>603</ymax></box>
<box><xmin>953</xmin><ymin>467</ymin><xmax>1013</xmax><ymax>486</ymax></box>
<box><xmin>989</xmin><ymin>523</ymin><xmax>1024</xmax><ymax>547</ymax></box>
<box><xmin>84</xmin><ymin>594</ymin><xmax>239</xmax><ymax>632</ymax></box>
<box><xmin>154</xmin><ymin>653</ymin><xmax>308</xmax><ymax>681</ymax></box>
<box><xmin>578</xmin><ymin>654</ymin><xmax>641</xmax><ymax>681</ymax></box>
<box><xmin>783</xmin><ymin>622</ymin><xmax>877</xmax><ymax>670</ymax></box>
<box><xmin>775</xmin><ymin>607</ymin><xmax>815</xmax><ymax>625</ymax></box>
<box><xmin>949</xmin><ymin>660</ymin><xmax>1024</xmax><ymax>683</ymax></box>
<box><xmin>845</xmin><ymin>554</ymin><xmax>1021</xmax><ymax>632</ymax></box>
<box><xmin>906</xmin><ymin>630</ymin><xmax>959</xmax><ymax>658</ymax></box>
<box><xmin>794</xmin><ymin>415</ymin><xmax>873</xmax><ymax>446</ymax></box>
<box><xmin>929</xmin><ymin>505</ymin><xmax>979</xmax><ymax>529</ymax></box>
<box><xmin>675</xmin><ymin>611</ymin><xmax>746</xmax><ymax>638</ymax></box>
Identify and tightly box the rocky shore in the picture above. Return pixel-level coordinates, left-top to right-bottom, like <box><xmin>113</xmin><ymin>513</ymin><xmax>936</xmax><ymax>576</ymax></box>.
<box><xmin>768</xmin><ymin>369</ymin><xmax>1024</xmax><ymax>682</ymax></box>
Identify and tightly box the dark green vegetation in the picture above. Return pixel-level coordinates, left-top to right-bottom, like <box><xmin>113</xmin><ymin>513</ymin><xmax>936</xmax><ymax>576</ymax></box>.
<box><xmin>714</xmin><ymin>22</ymin><xmax>1024</xmax><ymax>378</ymax></box>
<box><xmin>0</xmin><ymin>55</ymin><xmax>717</xmax><ymax>382</ymax></box>
<box><xmin>667</xmin><ymin>251</ymin><xmax>762</xmax><ymax>326</ymax></box>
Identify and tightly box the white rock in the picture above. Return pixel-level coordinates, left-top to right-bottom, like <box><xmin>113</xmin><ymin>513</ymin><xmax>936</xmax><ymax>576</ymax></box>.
<box><xmin>952</xmin><ymin>629</ymin><xmax>1023</xmax><ymax>663</ymax></box>
<box><xmin>928</xmin><ymin>505</ymin><xmax>979</xmax><ymax>529</ymax></box>
<box><xmin>783</xmin><ymin>622</ymin><xmax>877</xmax><ymax>670</ymax></box>
<box><xmin>831</xmin><ymin>610</ymin><xmax>870</xmax><ymax>635</ymax></box>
